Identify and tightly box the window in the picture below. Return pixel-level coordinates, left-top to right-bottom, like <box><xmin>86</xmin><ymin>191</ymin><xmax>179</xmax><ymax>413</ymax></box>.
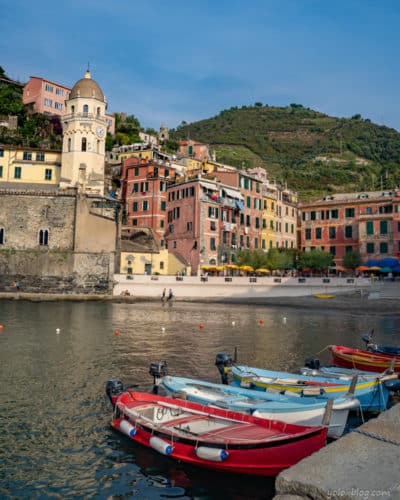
<box><xmin>345</xmin><ymin>245</ymin><xmax>353</xmax><ymax>254</ymax></box>
<box><xmin>143</xmin><ymin>201</ymin><xmax>148</xmax><ymax>211</ymax></box>
<box><xmin>55</xmin><ymin>88</ymin><xmax>64</xmax><ymax>95</ymax></box>
<box><xmin>186</xmin><ymin>222</ymin><xmax>192</xmax><ymax>231</ymax></box>
<box><xmin>160</xmin><ymin>220</ymin><xmax>164</xmax><ymax>228</ymax></box>
<box><xmin>132</xmin><ymin>202</ymin><xmax>138</xmax><ymax>212</ymax></box>
<box><xmin>0</xmin><ymin>149</ymin><xmax>3</xmax><ymax>157</ymax></box>
<box><xmin>132</xmin><ymin>219</ymin><xmax>138</xmax><ymax>226</ymax></box>
<box><xmin>39</xmin><ymin>229</ymin><xmax>49</xmax><ymax>246</ymax></box>
<box><xmin>285</xmin><ymin>222</ymin><xmax>288</xmax><ymax>233</ymax></box>
<box><xmin>210</xmin><ymin>221</ymin><xmax>216</xmax><ymax>231</ymax></box>
<box><xmin>329</xmin><ymin>246</ymin><xmax>336</xmax><ymax>256</ymax></box>
<box><xmin>54</xmin><ymin>102</ymin><xmax>63</xmax><ymax>110</ymax></box>
<box><xmin>262</xmin><ymin>219</ymin><xmax>266</xmax><ymax>229</ymax></box>
<box><xmin>380</xmin><ymin>242</ymin><xmax>388</xmax><ymax>254</ymax></box>
<box><xmin>366</xmin><ymin>221</ymin><xmax>374</xmax><ymax>235</ymax></box>
<box><xmin>254</xmin><ymin>237</ymin><xmax>258</xmax><ymax>249</ymax></box>
<box><xmin>246</xmin><ymin>215</ymin><xmax>250</xmax><ymax>226</ymax></box>
<box><xmin>45</xmin><ymin>169</ymin><xmax>52</xmax><ymax>180</ymax></box>
<box><xmin>366</xmin><ymin>242</ymin><xmax>374</xmax><ymax>254</ymax></box>
<box><xmin>0</xmin><ymin>228</ymin><xmax>3</xmax><ymax>244</ymax></box>
<box><xmin>305</xmin><ymin>228</ymin><xmax>311</xmax><ymax>240</ymax></box>
<box><xmin>36</xmin><ymin>152</ymin><xmax>45</xmax><ymax>161</ymax></box>
<box><xmin>210</xmin><ymin>238</ymin><xmax>216</xmax><ymax>250</ymax></box>
<box><xmin>161</xmin><ymin>201</ymin><xmax>166</xmax><ymax>211</ymax></box>
<box><xmin>0</xmin><ymin>166</ymin><xmax>2</xmax><ymax>178</ymax></box>
<box><xmin>366</xmin><ymin>207</ymin><xmax>372</xmax><ymax>214</ymax></box>
<box><xmin>140</xmin><ymin>182</ymin><xmax>148</xmax><ymax>192</ymax></box>
<box><xmin>345</xmin><ymin>208</ymin><xmax>355</xmax><ymax>217</ymax></box>
<box><xmin>81</xmin><ymin>138</ymin><xmax>87</xmax><ymax>151</ymax></box>
<box><xmin>310</xmin><ymin>211</ymin><xmax>316</xmax><ymax>220</ymax></box>
<box><xmin>329</xmin><ymin>227</ymin><xmax>336</xmax><ymax>239</ymax></box>
<box><xmin>44</xmin><ymin>98</ymin><xmax>52</xmax><ymax>107</ymax></box>
<box><xmin>71</xmin><ymin>105</ymin><xmax>75</xmax><ymax>114</ymax></box>
<box><xmin>45</xmin><ymin>84</ymin><xmax>53</xmax><ymax>92</ymax></box>
<box><xmin>398</xmin><ymin>221</ymin><xmax>400</xmax><ymax>232</ymax></box>
<box><xmin>83</xmin><ymin>104</ymin><xmax>89</xmax><ymax>115</ymax></box>
<box><xmin>132</xmin><ymin>183</ymin><xmax>139</xmax><ymax>193</ymax></box>
<box><xmin>160</xmin><ymin>261</ymin><xmax>164</xmax><ymax>270</ymax></box>
<box><xmin>68</xmin><ymin>138</ymin><xmax>71</xmax><ymax>152</ymax></box>
<box><xmin>380</xmin><ymin>221</ymin><xmax>388</xmax><ymax>235</ymax></box>
<box><xmin>246</xmin><ymin>196</ymin><xmax>251</xmax><ymax>208</ymax></box>
<box><xmin>331</xmin><ymin>209</ymin><xmax>339</xmax><ymax>219</ymax></box>
<box><xmin>345</xmin><ymin>226</ymin><xmax>353</xmax><ymax>238</ymax></box>
<box><xmin>315</xmin><ymin>227</ymin><xmax>322</xmax><ymax>239</ymax></box>
<box><xmin>134</xmin><ymin>167</ymin><xmax>139</xmax><ymax>176</ymax></box>
<box><xmin>14</xmin><ymin>166</ymin><xmax>21</xmax><ymax>179</ymax></box>
<box><xmin>23</xmin><ymin>151</ymin><xmax>32</xmax><ymax>161</ymax></box>
<box><xmin>255</xmin><ymin>217</ymin><xmax>260</xmax><ymax>229</ymax></box>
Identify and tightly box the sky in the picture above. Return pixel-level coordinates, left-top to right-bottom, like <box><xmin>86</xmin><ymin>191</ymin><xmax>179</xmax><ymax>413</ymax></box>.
<box><xmin>1</xmin><ymin>0</ymin><xmax>399</xmax><ymax>131</ymax></box>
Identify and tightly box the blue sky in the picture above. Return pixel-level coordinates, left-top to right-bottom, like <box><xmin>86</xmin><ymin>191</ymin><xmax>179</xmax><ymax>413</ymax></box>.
<box><xmin>1</xmin><ymin>0</ymin><xmax>399</xmax><ymax>131</ymax></box>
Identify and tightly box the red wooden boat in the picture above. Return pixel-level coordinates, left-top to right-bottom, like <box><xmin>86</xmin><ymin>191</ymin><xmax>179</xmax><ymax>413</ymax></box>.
<box><xmin>330</xmin><ymin>345</ymin><xmax>400</xmax><ymax>373</ymax></box>
<box><xmin>107</xmin><ymin>386</ymin><xmax>327</xmax><ymax>477</ymax></box>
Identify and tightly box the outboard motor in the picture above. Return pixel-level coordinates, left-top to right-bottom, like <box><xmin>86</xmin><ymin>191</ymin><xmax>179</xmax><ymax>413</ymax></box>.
<box><xmin>106</xmin><ymin>379</ymin><xmax>125</xmax><ymax>405</ymax></box>
<box><xmin>215</xmin><ymin>353</ymin><xmax>233</xmax><ymax>384</ymax></box>
<box><xmin>362</xmin><ymin>331</ymin><xmax>377</xmax><ymax>352</ymax></box>
<box><xmin>304</xmin><ymin>358</ymin><xmax>320</xmax><ymax>370</ymax></box>
<box><xmin>149</xmin><ymin>361</ymin><xmax>168</xmax><ymax>394</ymax></box>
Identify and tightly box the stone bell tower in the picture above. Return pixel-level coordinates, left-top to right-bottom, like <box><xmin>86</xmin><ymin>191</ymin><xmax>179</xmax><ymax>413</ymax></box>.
<box><xmin>60</xmin><ymin>70</ymin><xmax>107</xmax><ymax>195</ymax></box>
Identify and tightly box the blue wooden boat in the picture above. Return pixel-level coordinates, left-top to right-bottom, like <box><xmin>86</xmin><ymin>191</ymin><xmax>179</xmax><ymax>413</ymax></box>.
<box><xmin>222</xmin><ymin>362</ymin><xmax>396</xmax><ymax>412</ymax></box>
<box><xmin>300</xmin><ymin>362</ymin><xmax>400</xmax><ymax>393</ymax></box>
<box><xmin>160</xmin><ymin>375</ymin><xmax>359</xmax><ymax>439</ymax></box>
<box><xmin>362</xmin><ymin>331</ymin><xmax>400</xmax><ymax>357</ymax></box>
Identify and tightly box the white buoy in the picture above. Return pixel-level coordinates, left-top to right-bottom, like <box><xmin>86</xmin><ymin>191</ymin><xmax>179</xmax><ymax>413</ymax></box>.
<box><xmin>282</xmin><ymin>317</ymin><xmax>287</xmax><ymax>324</ymax></box>
<box><xmin>232</xmin><ymin>321</ymin><xmax>236</xmax><ymax>326</ymax></box>
<box><xmin>56</xmin><ymin>328</ymin><xmax>60</xmax><ymax>334</ymax></box>
<box><xmin>161</xmin><ymin>327</ymin><xmax>166</xmax><ymax>333</ymax></box>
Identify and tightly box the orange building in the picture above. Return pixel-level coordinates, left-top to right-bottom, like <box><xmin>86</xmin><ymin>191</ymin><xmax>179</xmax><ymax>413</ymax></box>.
<box><xmin>300</xmin><ymin>190</ymin><xmax>400</xmax><ymax>265</ymax></box>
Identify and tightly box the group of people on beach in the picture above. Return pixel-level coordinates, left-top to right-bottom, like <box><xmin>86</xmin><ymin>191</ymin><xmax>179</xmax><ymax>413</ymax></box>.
<box><xmin>161</xmin><ymin>288</ymin><xmax>173</xmax><ymax>302</ymax></box>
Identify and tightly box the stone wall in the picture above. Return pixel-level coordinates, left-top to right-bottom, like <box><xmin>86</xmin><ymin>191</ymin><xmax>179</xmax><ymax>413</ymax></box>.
<box><xmin>0</xmin><ymin>250</ymin><xmax>114</xmax><ymax>294</ymax></box>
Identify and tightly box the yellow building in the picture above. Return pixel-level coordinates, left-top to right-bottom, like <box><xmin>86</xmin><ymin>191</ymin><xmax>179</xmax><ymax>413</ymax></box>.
<box><xmin>120</xmin><ymin>248</ymin><xmax>189</xmax><ymax>275</ymax></box>
<box><xmin>262</xmin><ymin>183</ymin><xmax>278</xmax><ymax>250</ymax></box>
<box><xmin>0</xmin><ymin>145</ymin><xmax>61</xmax><ymax>186</ymax></box>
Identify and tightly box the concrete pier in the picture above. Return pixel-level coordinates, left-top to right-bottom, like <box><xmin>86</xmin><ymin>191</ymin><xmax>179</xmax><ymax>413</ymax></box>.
<box><xmin>275</xmin><ymin>403</ymin><xmax>400</xmax><ymax>499</ymax></box>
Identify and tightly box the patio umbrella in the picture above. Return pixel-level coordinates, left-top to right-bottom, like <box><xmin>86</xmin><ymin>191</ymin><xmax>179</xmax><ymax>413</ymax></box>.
<box><xmin>255</xmin><ymin>268</ymin><xmax>271</xmax><ymax>274</ymax></box>
<box><xmin>225</xmin><ymin>264</ymin><xmax>239</xmax><ymax>270</ymax></box>
<box><xmin>380</xmin><ymin>267</ymin><xmax>392</xmax><ymax>273</ymax></box>
<box><xmin>240</xmin><ymin>265</ymin><xmax>254</xmax><ymax>272</ymax></box>
<box><xmin>369</xmin><ymin>266</ymin><xmax>381</xmax><ymax>272</ymax></box>
<box><xmin>356</xmin><ymin>265</ymin><xmax>369</xmax><ymax>272</ymax></box>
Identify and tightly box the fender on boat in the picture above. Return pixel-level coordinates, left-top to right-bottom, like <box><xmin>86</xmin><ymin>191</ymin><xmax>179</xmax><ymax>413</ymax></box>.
<box><xmin>195</xmin><ymin>446</ymin><xmax>229</xmax><ymax>462</ymax></box>
<box><xmin>149</xmin><ymin>436</ymin><xmax>173</xmax><ymax>455</ymax></box>
<box><xmin>119</xmin><ymin>420</ymin><xmax>137</xmax><ymax>438</ymax></box>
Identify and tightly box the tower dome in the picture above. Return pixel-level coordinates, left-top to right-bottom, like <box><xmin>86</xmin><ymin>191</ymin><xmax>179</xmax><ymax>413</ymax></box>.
<box><xmin>69</xmin><ymin>69</ymin><xmax>105</xmax><ymax>101</ymax></box>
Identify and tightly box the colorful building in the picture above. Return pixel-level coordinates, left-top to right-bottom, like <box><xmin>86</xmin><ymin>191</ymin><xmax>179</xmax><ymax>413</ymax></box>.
<box><xmin>121</xmin><ymin>156</ymin><xmax>175</xmax><ymax>242</ymax></box>
<box><xmin>178</xmin><ymin>140</ymin><xmax>210</xmax><ymax>160</ymax></box>
<box><xmin>0</xmin><ymin>145</ymin><xmax>61</xmax><ymax>187</ymax></box>
<box><xmin>164</xmin><ymin>176</ymin><xmax>243</xmax><ymax>274</ymax></box>
<box><xmin>300</xmin><ymin>190</ymin><xmax>400</xmax><ymax>265</ymax></box>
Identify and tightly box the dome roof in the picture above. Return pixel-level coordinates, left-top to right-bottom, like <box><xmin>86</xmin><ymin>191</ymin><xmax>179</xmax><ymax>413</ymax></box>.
<box><xmin>69</xmin><ymin>70</ymin><xmax>105</xmax><ymax>101</ymax></box>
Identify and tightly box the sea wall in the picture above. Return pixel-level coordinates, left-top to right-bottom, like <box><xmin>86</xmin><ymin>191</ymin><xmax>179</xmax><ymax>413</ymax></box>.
<box><xmin>113</xmin><ymin>274</ymin><xmax>371</xmax><ymax>299</ymax></box>
<box><xmin>274</xmin><ymin>402</ymin><xmax>400</xmax><ymax>499</ymax></box>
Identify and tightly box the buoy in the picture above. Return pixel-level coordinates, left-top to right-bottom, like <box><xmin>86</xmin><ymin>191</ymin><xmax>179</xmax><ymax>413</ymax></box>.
<box><xmin>114</xmin><ymin>329</ymin><xmax>120</xmax><ymax>336</ymax></box>
<box><xmin>195</xmin><ymin>446</ymin><xmax>229</xmax><ymax>462</ymax></box>
<box><xmin>232</xmin><ymin>321</ymin><xmax>236</xmax><ymax>327</ymax></box>
<box><xmin>119</xmin><ymin>420</ymin><xmax>137</xmax><ymax>438</ymax></box>
<box><xmin>161</xmin><ymin>327</ymin><xmax>166</xmax><ymax>333</ymax></box>
<box><xmin>0</xmin><ymin>325</ymin><xmax>3</xmax><ymax>331</ymax></box>
<box><xmin>283</xmin><ymin>317</ymin><xmax>287</xmax><ymax>324</ymax></box>
<box><xmin>56</xmin><ymin>328</ymin><xmax>60</xmax><ymax>334</ymax></box>
<box><xmin>258</xmin><ymin>319</ymin><xmax>264</xmax><ymax>325</ymax></box>
<box><xmin>150</xmin><ymin>436</ymin><xmax>173</xmax><ymax>455</ymax></box>
<box><xmin>199</xmin><ymin>323</ymin><xmax>204</xmax><ymax>330</ymax></box>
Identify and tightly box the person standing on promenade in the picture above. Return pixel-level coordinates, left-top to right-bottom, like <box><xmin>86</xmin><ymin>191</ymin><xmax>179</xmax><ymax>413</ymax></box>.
<box><xmin>161</xmin><ymin>288</ymin><xmax>166</xmax><ymax>302</ymax></box>
<box><xmin>167</xmin><ymin>289</ymin><xmax>173</xmax><ymax>301</ymax></box>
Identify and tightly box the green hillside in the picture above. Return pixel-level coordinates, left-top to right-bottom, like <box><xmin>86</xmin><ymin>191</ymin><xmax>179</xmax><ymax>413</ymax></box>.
<box><xmin>170</xmin><ymin>104</ymin><xmax>400</xmax><ymax>201</ymax></box>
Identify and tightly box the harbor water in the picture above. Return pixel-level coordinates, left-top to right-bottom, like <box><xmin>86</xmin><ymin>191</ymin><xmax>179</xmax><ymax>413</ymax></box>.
<box><xmin>0</xmin><ymin>299</ymin><xmax>399</xmax><ymax>499</ymax></box>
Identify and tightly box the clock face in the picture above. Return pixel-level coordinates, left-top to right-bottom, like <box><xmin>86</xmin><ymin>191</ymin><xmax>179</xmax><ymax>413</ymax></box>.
<box><xmin>96</xmin><ymin>126</ymin><xmax>105</xmax><ymax>138</ymax></box>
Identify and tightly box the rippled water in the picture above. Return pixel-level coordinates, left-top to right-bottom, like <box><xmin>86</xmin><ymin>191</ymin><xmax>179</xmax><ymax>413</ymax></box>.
<box><xmin>0</xmin><ymin>300</ymin><xmax>399</xmax><ymax>499</ymax></box>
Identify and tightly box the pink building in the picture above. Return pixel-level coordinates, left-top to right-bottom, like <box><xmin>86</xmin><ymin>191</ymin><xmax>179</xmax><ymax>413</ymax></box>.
<box><xmin>23</xmin><ymin>76</ymin><xmax>71</xmax><ymax>116</ymax></box>
<box><xmin>178</xmin><ymin>140</ymin><xmax>210</xmax><ymax>160</ymax></box>
<box><xmin>165</xmin><ymin>177</ymin><xmax>243</xmax><ymax>274</ymax></box>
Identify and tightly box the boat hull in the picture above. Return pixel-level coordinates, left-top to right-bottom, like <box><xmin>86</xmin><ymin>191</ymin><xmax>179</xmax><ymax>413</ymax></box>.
<box><xmin>230</xmin><ymin>366</ymin><xmax>391</xmax><ymax>412</ymax></box>
<box><xmin>160</xmin><ymin>375</ymin><xmax>357</xmax><ymax>439</ymax></box>
<box><xmin>110</xmin><ymin>390</ymin><xmax>327</xmax><ymax>477</ymax></box>
<box><xmin>330</xmin><ymin>345</ymin><xmax>400</xmax><ymax>373</ymax></box>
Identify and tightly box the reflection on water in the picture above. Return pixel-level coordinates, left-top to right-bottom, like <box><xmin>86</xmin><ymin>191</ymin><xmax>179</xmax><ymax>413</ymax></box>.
<box><xmin>0</xmin><ymin>300</ymin><xmax>399</xmax><ymax>499</ymax></box>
